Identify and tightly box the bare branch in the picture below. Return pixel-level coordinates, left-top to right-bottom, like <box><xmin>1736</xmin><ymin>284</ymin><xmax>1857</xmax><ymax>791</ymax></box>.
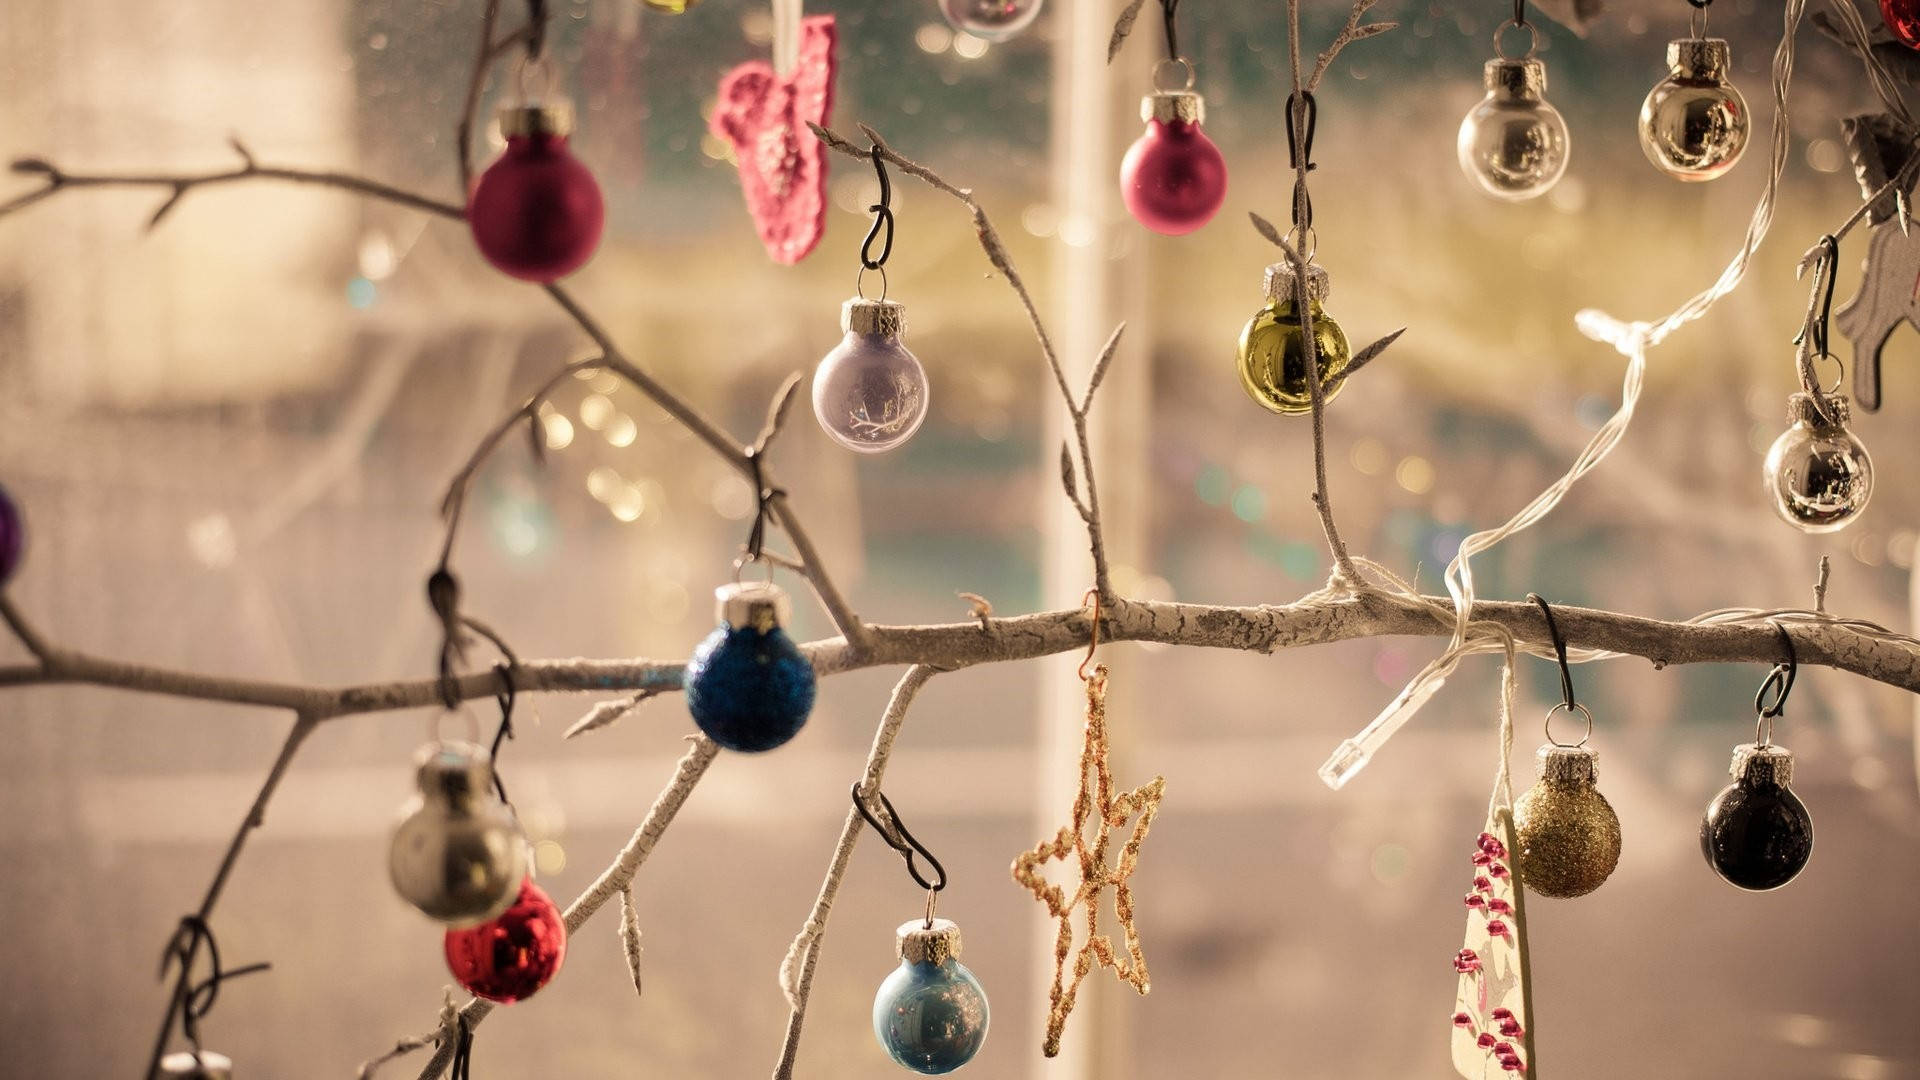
<box><xmin>563</xmin><ymin>690</ymin><xmax>657</xmax><ymax>740</ymax></box>
<box><xmin>1059</xmin><ymin>442</ymin><xmax>1080</xmax><ymax>506</ymax></box>
<box><xmin>456</xmin><ymin>0</ymin><xmax>505</xmax><ymax>193</ymax></box>
<box><xmin>1081</xmin><ymin>323</ymin><xmax>1127</xmax><ymax>415</ymax></box>
<box><xmin>958</xmin><ymin>591</ymin><xmax>994</xmax><ymax>629</ymax></box>
<box><xmin>0</xmin><ymin>157</ymin><xmax>464</xmax><ymax>225</ymax></box>
<box><xmin>1343</xmin><ymin>327</ymin><xmax>1406</xmax><ymax>378</ymax></box>
<box><xmin>228</xmin><ymin>136</ymin><xmax>255</xmax><ymax>169</ymax></box>
<box><xmin>618</xmin><ymin>887</ymin><xmax>645</xmax><ymax>999</ymax></box>
<box><xmin>753</xmin><ymin>372</ymin><xmax>806</xmax><ymax>455</ymax></box>
<box><xmin>1306</xmin><ymin>0</ymin><xmax>1400</xmax><ymax>92</ymax></box>
<box><xmin>1107</xmin><ymin>0</ymin><xmax>1153</xmax><ymax>62</ymax></box>
<box><xmin>0</xmin><ymin>593</ymin><xmax>54</xmax><ymax>663</ymax></box>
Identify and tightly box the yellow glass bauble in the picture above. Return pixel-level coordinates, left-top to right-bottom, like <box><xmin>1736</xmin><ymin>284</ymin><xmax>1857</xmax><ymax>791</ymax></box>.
<box><xmin>1235</xmin><ymin>262</ymin><xmax>1350</xmax><ymax>415</ymax></box>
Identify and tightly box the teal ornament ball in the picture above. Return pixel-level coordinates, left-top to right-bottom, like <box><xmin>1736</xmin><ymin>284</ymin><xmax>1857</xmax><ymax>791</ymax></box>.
<box><xmin>873</xmin><ymin>918</ymin><xmax>989</xmax><ymax>1074</ymax></box>
<box><xmin>684</xmin><ymin>581</ymin><xmax>816</xmax><ymax>752</ymax></box>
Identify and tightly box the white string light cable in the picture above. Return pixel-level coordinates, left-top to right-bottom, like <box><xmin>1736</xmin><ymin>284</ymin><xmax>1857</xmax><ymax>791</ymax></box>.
<box><xmin>773</xmin><ymin>0</ymin><xmax>803</xmax><ymax>77</ymax></box>
<box><xmin>1319</xmin><ymin>0</ymin><xmax>1876</xmax><ymax>789</ymax></box>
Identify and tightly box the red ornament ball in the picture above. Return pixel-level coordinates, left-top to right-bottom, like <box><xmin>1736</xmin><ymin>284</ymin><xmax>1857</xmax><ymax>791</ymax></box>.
<box><xmin>468</xmin><ymin>108</ymin><xmax>605</xmax><ymax>283</ymax></box>
<box><xmin>1883</xmin><ymin>0</ymin><xmax>1920</xmax><ymax>48</ymax></box>
<box><xmin>1120</xmin><ymin>117</ymin><xmax>1227</xmax><ymax>236</ymax></box>
<box><xmin>443</xmin><ymin>878</ymin><xmax>567</xmax><ymax>1003</ymax></box>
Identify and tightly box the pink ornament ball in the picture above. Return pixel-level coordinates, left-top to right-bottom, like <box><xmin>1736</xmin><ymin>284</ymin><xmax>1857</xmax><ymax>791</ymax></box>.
<box><xmin>468</xmin><ymin>130</ymin><xmax>605</xmax><ymax>283</ymax></box>
<box><xmin>1119</xmin><ymin>118</ymin><xmax>1227</xmax><ymax>236</ymax></box>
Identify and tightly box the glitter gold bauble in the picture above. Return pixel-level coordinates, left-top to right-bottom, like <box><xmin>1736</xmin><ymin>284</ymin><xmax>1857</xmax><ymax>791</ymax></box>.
<box><xmin>1512</xmin><ymin>745</ymin><xmax>1621</xmax><ymax>899</ymax></box>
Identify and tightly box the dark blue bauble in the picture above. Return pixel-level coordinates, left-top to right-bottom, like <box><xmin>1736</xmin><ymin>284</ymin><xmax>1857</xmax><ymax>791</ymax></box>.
<box><xmin>873</xmin><ymin>956</ymin><xmax>989</xmax><ymax>1074</ymax></box>
<box><xmin>684</xmin><ymin>623</ymin><xmax>816</xmax><ymax>752</ymax></box>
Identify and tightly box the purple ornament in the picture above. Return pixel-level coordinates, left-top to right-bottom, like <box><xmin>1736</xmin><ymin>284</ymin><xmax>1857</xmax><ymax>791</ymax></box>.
<box><xmin>0</xmin><ymin>485</ymin><xmax>22</xmax><ymax>585</ymax></box>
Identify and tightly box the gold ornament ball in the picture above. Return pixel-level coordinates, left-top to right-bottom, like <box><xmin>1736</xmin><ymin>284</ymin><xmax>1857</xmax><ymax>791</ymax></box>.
<box><xmin>642</xmin><ymin>0</ymin><xmax>700</xmax><ymax>12</ymax></box>
<box><xmin>1512</xmin><ymin>745</ymin><xmax>1622</xmax><ymax>899</ymax></box>
<box><xmin>1235</xmin><ymin>262</ymin><xmax>1351</xmax><ymax>415</ymax></box>
<box><xmin>1639</xmin><ymin>39</ymin><xmax>1749</xmax><ymax>182</ymax></box>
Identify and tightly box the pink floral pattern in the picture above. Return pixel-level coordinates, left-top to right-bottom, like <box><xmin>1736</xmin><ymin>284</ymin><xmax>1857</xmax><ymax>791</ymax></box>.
<box><xmin>1451</xmin><ymin>822</ymin><xmax>1531</xmax><ymax>1076</ymax></box>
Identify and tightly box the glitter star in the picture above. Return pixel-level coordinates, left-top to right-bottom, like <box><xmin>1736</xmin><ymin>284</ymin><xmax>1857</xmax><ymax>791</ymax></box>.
<box><xmin>1010</xmin><ymin>664</ymin><xmax>1166</xmax><ymax>1058</ymax></box>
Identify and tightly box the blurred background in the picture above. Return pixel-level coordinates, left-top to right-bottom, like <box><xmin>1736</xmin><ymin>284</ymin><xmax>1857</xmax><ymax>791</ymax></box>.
<box><xmin>1</xmin><ymin>0</ymin><xmax>1917</xmax><ymax>1076</ymax></box>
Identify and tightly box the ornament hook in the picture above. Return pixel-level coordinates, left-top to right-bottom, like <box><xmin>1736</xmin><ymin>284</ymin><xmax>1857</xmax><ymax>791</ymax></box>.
<box><xmin>860</xmin><ymin>146</ymin><xmax>895</xmax><ymax>272</ymax></box>
<box><xmin>1285</xmin><ymin>90</ymin><xmax>1317</xmax><ymax>231</ymax></box>
<box><xmin>1525</xmin><ymin>593</ymin><xmax>1578</xmax><ymax>711</ymax></box>
<box><xmin>738</xmin><ymin>446</ymin><xmax>786</xmax><ymax>569</ymax></box>
<box><xmin>1753</xmin><ymin>623</ymin><xmax>1797</xmax><ymax>745</ymax></box>
<box><xmin>1078</xmin><ymin>587</ymin><xmax>1103</xmax><ymax>682</ymax></box>
<box><xmin>488</xmin><ymin>662</ymin><xmax>520</xmax><ymax>809</ymax></box>
<box><xmin>1158</xmin><ymin>0</ymin><xmax>1183</xmax><ymax>61</ymax></box>
<box><xmin>851</xmin><ymin>783</ymin><xmax>949</xmax><ymax>926</ymax></box>
<box><xmin>1686</xmin><ymin>0</ymin><xmax>1712</xmax><ymax>40</ymax></box>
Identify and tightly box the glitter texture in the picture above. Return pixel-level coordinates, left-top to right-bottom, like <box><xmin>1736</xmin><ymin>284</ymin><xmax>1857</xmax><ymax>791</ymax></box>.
<box><xmin>1512</xmin><ymin>745</ymin><xmax>1621</xmax><ymax>899</ymax></box>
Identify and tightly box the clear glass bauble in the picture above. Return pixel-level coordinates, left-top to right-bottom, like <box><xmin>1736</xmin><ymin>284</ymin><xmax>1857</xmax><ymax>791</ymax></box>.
<box><xmin>1457</xmin><ymin>58</ymin><xmax>1569</xmax><ymax>202</ymax></box>
<box><xmin>812</xmin><ymin>298</ymin><xmax>929</xmax><ymax>454</ymax></box>
<box><xmin>388</xmin><ymin>741</ymin><xmax>527</xmax><ymax>925</ymax></box>
<box><xmin>938</xmin><ymin>0</ymin><xmax>1043</xmax><ymax>41</ymax></box>
<box><xmin>1763</xmin><ymin>396</ymin><xmax>1873</xmax><ymax>533</ymax></box>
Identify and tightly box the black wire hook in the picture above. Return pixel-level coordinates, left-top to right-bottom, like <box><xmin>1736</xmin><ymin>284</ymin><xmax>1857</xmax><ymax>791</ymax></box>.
<box><xmin>1511</xmin><ymin>0</ymin><xmax>1529</xmax><ymax>27</ymax></box>
<box><xmin>161</xmin><ymin>916</ymin><xmax>269</xmax><ymax>1057</ymax></box>
<box><xmin>1285</xmin><ymin>91</ymin><xmax>1317</xmax><ymax>230</ymax></box>
<box><xmin>488</xmin><ymin>663</ymin><xmax>518</xmax><ymax>808</ymax></box>
<box><xmin>450</xmin><ymin>1015</ymin><xmax>476</xmax><ymax>1080</ymax></box>
<box><xmin>1526</xmin><ymin>593</ymin><xmax>1577</xmax><ymax>709</ymax></box>
<box><xmin>1161</xmin><ymin>0</ymin><xmax>1183</xmax><ymax>60</ymax></box>
<box><xmin>851</xmin><ymin>783</ymin><xmax>948</xmax><ymax>894</ymax></box>
<box><xmin>428</xmin><ymin>569</ymin><xmax>465</xmax><ymax>711</ymax></box>
<box><xmin>860</xmin><ymin>147</ymin><xmax>894</xmax><ymax>271</ymax></box>
<box><xmin>1754</xmin><ymin>623</ymin><xmax>1798</xmax><ymax>720</ymax></box>
<box><xmin>526</xmin><ymin>0</ymin><xmax>549</xmax><ymax>59</ymax></box>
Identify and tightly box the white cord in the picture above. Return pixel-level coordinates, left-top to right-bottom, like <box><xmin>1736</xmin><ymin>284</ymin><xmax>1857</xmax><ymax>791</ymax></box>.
<box><xmin>772</xmin><ymin>0</ymin><xmax>803</xmax><ymax>77</ymax></box>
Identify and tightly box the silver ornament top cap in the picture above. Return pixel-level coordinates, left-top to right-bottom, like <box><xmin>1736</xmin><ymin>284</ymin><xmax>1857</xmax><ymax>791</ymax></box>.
<box><xmin>842</xmin><ymin>297</ymin><xmax>906</xmax><ymax>338</ymax></box>
<box><xmin>1667</xmin><ymin>38</ymin><xmax>1732</xmax><ymax>81</ymax></box>
<box><xmin>1263</xmin><ymin>261</ymin><xmax>1331</xmax><ymax>304</ymax></box>
<box><xmin>414</xmin><ymin>740</ymin><xmax>495</xmax><ymax>804</ymax></box>
<box><xmin>1731</xmin><ymin>742</ymin><xmax>1795</xmax><ymax>786</ymax></box>
<box><xmin>1484</xmin><ymin>58</ymin><xmax>1548</xmax><ymax>100</ymax></box>
<box><xmin>715</xmin><ymin>580</ymin><xmax>791</xmax><ymax>631</ymax></box>
<box><xmin>497</xmin><ymin>102</ymin><xmax>574</xmax><ymax>138</ymax></box>
<box><xmin>896</xmin><ymin>917</ymin><xmax>962</xmax><ymax>965</ymax></box>
<box><xmin>159</xmin><ymin>1051</ymin><xmax>234</xmax><ymax>1080</ymax></box>
<box><xmin>1786</xmin><ymin>391</ymin><xmax>1850</xmax><ymax>428</ymax></box>
<box><xmin>1536</xmin><ymin>743</ymin><xmax>1599</xmax><ymax>783</ymax></box>
<box><xmin>1141</xmin><ymin>90</ymin><xmax>1205</xmax><ymax>125</ymax></box>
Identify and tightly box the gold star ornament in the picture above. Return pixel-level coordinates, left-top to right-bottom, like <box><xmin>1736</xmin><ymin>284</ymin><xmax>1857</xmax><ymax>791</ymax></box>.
<box><xmin>1011</xmin><ymin>662</ymin><xmax>1166</xmax><ymax>1058</ymax></box>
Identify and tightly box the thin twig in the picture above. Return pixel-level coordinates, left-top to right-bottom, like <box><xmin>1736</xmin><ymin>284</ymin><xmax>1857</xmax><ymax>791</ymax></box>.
<box><xmin>1305</xmin><ymin>0</ymin><xmax>1398</xmax><ymax>93</ymax></box>
<box><xmin>0</xmin><ymin>593</ymin><xmax>54</xmax><ymax>663</ymax></box>
<box><xmin>1</xmin><ymin>157</ymin><xmax>463</xmax><ymax>224</ymax></box>
<box><xmin>456</xmin><ymin>0</ymin><xmax>505</xmax><ymax>193</ymax></box>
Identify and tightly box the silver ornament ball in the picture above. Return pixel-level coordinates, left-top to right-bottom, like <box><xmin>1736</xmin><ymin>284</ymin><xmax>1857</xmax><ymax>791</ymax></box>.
<box><xmin>388</xmin><ymin>740</ymin><xmax>528</xmax><ymax>925</ymax></box>
<box><xmin>1763</xmin><ymin>394</ymin><xmax>1873</xmax><ymax>533</ymax></box>
<box><xmin>1639</xmin><ymin>39</ymin><xmax>1750</xmax><ymax>182</ymax></box>
<box><xmin>1458</xmin><ymin>58</ymin><xmax>1569</xmax><ymax>202</ymax></box>
<box><xmin>812</xmin><ymin>297</ymin><xmax>930</xmax><ymax>454</ymax></box>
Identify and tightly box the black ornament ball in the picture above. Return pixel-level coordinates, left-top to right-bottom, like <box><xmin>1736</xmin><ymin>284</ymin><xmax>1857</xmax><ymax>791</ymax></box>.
<box><xmin>1700</xmin><ymin>743</ymin><xmax>1813</xmax><ymax>891</ymax></box>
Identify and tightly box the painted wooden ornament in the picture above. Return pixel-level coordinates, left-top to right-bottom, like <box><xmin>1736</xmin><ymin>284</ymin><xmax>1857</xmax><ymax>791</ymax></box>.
<box><xmin>1833</xmin><ymin>219</ymin><xmax>1920</xmax><ymax>412</ymax></box>
<box><xmin>1450</xmin><ymin>813</ymin><xmax>1535</xmax><ymax>1078</ymax></box>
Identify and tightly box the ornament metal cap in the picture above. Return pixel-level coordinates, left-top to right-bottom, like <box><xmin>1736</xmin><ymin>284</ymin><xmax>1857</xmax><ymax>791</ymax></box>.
<box><xmin>1484</xmin><ymin>57</ymin><xmax>1548</xmax><ymax>101</ymax></box>
<box><xmin>414</xmin><ymin>740</ymin><xmax>496</xmax><ymax>804</ymax></box>
<box><xmin>896</xmin><ymin>917</ymin><xmax>963</xmax><ymax>965</ymax></box>
<box><xmin>841</xmin><ymin>297</ymin><xmax>907</xmax><ymax>338</ymax></box>
<box><xmin>1786</xmin><ymin>391</ymin><xmax>1850</xmax><ymax>428</ymax></box>
<box><xmin>497</xmin><ymin>103</ymin><xmax>575</xmax><ymax>139</ymax></box>
<box><xmin>1667</xmin><ymin>37</ymin><xmax>1732</xmax><ymax>81</ymax></box>
<box><xmin>1536</xmin><ymin>743</ymin><xmax>1599</xmax><ymax>783</ymax></box>
<box><xmin>1263</xmin><ymin>261</ymin><xmax>1331</xmax><ymax>304</ymax></box>
<box><xmin>159</xmin><ymin>1051</ymin><xmax>234</xmax><ymax>1080</ymax></box>
<box><xmin>715</xmin><ymin>580</ymin><xmax>791</xmax><ymax>631</ymax></box>
<box><xmin>1731</xmin><ymin>742</ymin><xmax>1795</xmax><ymax>786</ymax></box>
<box><xmin>1140</xmin><ymin>90</ymin><xmax>1206</xmax><ymax>125</ymax></box>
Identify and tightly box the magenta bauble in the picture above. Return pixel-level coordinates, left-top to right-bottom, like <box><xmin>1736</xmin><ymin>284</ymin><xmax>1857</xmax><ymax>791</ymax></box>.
<box><xmin>1883</xmin><ymin>0</ymin><xmax>1920</xmax><ymax>48</ymax></box>
<box><xmin>443</xmin><ymin>878</ymin><xmax>567</xmax><ymax>1003</ymax></box>
<box><xmin>468</xmin><ymin>107</ymin><xmax>605</xmax><ymax>283</ymax></box>
<box><xmin>1120</xmin><ymin>95</ymin><xmax>1227</xmax><ymax>236</ymax></box>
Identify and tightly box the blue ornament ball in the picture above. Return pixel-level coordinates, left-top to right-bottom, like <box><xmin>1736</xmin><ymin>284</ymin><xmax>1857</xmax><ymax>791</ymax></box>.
<box><xmin>684</xmin><ymin>582</ymin><xmax>816</xmax><ymax>753</ymax></box>
<box><xmin>873</xmin><ymin>918</ymin><xmax>989</xmax><ymax>1075</ymax></box>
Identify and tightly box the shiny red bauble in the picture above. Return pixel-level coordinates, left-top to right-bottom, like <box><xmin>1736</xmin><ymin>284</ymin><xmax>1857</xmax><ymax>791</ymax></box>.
<box><xmin>1120</xmin><ymin>117</ymin><xmax>1228</xmax><ymax>236</ymax></box>
<box><xmin>443</xmin><ymin>878</ymin><xmax>567</xmax><ymax>1003</ymax></box>
<box><xmin>1882</xmin><ymin>0</ymin><xmax>1920</xmax><ymax>48</ymax></box>
<box><xmin>468</xmin><ymin>109</ymin><xmax>605</xmax><ymax>283</ymax></box>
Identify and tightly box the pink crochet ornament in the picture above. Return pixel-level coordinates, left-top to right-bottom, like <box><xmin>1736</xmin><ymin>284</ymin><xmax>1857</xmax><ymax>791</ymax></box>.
<box><xmin>710</xmin><ymin>16</ymin><xmax>838</xmax><ymax>265</ymax></box>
